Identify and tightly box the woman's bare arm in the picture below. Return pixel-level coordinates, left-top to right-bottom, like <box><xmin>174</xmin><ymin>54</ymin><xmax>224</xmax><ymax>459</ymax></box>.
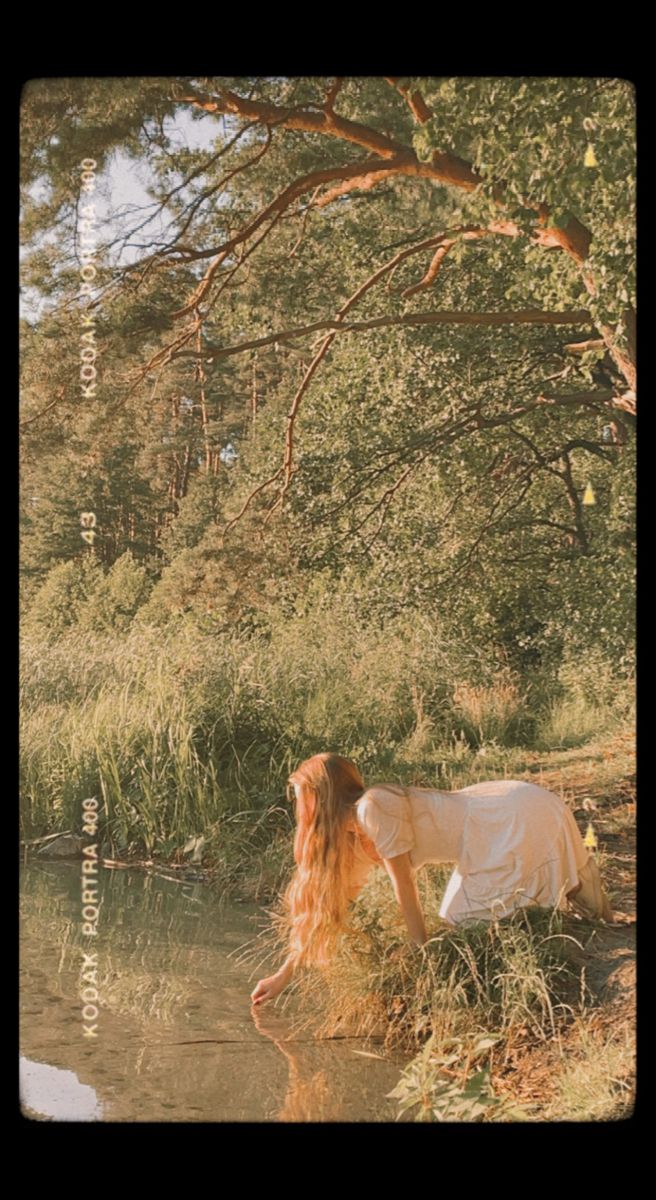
<box><xmin>381</xmin><ymin>852</ymin><xmax>429</xmax><ymax>945</ymax></box>
<box><xmin>277</xmin><ymin>952</ymin><xmax>297</xmax><ymax>983</ymax></box>
<box><xmin>250</xmin><ymin>951</ymin><xmax>296</xmax><ymax>1005</ymax></box>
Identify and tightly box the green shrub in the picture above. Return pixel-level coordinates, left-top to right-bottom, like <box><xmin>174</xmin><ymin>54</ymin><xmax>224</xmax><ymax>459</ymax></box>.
<box><xmin>77</xmin><ymin>551</ymin><xmax>153</xmax><ymax>633</ymax></box>
<box><xmin>23</xmin><ymin>554</ymin><xmax>104</xmax><ymax>640</ymax></box>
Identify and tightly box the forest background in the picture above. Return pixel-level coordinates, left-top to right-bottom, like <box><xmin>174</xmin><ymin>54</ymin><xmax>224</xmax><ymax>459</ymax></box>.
<box><xmin>19</xmin><ymin>75</ymin><xmax>635</xmax><ymax>871</ymax></box>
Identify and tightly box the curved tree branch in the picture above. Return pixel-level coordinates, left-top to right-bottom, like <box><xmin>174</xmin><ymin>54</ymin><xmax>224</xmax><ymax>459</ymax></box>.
<box><xmin>168</xmin><ymin>80</ymin><xmax>635</xmax><ymax>394</ymax></box>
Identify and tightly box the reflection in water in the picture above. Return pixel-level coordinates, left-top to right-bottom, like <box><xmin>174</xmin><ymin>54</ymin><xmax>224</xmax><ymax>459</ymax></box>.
<box><xmin>250</xmin><ymin>1005</ymin><xmax>395</xmax><ymax>1123</ymax></box>
<box><xmin>20</xmin><ymin>862</ymin><xmax>407</xmax><ymax>1122</ymax></box>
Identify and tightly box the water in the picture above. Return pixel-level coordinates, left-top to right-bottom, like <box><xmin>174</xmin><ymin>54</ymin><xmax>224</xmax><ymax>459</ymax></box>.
<box><xmin>19</xmin><ymin>861</ymin><xmax>410</xmax><ymax>1122</ymax></box>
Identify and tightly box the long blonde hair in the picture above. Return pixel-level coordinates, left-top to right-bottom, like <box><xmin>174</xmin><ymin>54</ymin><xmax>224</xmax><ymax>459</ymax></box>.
<box><xmin>281</xmin><ymin>752</ymin><xmax>370</xmax><ymax>969</ymax></box>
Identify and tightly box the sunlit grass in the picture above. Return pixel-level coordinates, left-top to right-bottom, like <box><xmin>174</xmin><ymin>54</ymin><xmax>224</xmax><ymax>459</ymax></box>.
<box><xmin>20</xmin><ymin>614</ymin><xmax>634</xmax><ymax>855</ymax></box>
<box><xmin>292</xmin><ymin>896</ymin><xmax>588</xmax><ymax>1049</ymax></box>
<box><xmin>543</xmin><ymin>1014</ymin><xmax>636</xmax><ymax>1121</ymax></box>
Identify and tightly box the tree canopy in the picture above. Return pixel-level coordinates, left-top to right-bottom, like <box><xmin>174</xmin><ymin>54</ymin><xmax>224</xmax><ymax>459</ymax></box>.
<box><xmin>20</xmin><ymin>75</ymin><xmax>636</xmax><ymax>673</ymax></box>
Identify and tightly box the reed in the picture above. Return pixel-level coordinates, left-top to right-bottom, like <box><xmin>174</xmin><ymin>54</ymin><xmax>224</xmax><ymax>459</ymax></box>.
<box><xmin>20</xmin><ymin>613</ymin><xmax>634</xmax><ymax>864</ymax></box>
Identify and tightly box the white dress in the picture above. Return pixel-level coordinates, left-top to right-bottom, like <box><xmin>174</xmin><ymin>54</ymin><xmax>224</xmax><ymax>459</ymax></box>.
<box><xmin>354</xmin><ymin>780</ymin><xmax>613</xmax><ymax>925</ymax></box>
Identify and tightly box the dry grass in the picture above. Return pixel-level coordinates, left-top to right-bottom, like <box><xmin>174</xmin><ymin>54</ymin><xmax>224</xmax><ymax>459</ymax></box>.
<box><xmin>543</xmin><ymin>1013</ymin><xmax>635</xmax><ymax>1121</ymax></box>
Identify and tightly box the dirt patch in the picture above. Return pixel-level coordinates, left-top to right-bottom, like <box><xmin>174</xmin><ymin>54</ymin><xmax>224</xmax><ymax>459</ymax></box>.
<box><xmin>580</xmin><ymin>924</ymin><xmax>636</xmax><ymax>1011</ymax></box>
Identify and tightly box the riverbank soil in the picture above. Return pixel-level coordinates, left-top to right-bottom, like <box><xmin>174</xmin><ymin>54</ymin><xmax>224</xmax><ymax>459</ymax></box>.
<box><xmin>495</xmin><ymin>729</ymin><xmax>636</xmax><ymax>1118</ymax></box>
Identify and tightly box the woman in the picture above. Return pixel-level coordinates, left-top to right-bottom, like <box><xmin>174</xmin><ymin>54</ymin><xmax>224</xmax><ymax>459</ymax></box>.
<box><xmin>250</xmin><ymin>752</ymin><xmax>613</xmax><ymax>1006</ymax></box>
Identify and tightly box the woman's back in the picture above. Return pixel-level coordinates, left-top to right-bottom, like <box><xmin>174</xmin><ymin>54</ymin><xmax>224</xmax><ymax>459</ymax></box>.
<box><xmin>355</xmin><ymin>778</ymin><xmax>603</xmax><ymax>924</ymax></box>
<box><xmin>357</xmin><ymin>779</ymin><xmax>545</xmax><ymax>869</ymax></box>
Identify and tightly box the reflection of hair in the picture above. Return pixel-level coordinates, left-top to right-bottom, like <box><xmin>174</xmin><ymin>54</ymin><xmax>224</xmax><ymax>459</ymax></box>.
<box><xmin>281</xmin><ymin>753</ymin><xmax>368</xmax><ymax>969</ymax></box>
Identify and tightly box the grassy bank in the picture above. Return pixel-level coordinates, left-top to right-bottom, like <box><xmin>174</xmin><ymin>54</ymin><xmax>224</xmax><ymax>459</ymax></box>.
<box><xmin>20</xmin><ymin>614</ymin><xmax>636</xmax><ymax>1121</ymax></box>
<box><xmin>20</xmin><ymin>609</ymin><xmax>634</xmax><ymax>864</ymax></box>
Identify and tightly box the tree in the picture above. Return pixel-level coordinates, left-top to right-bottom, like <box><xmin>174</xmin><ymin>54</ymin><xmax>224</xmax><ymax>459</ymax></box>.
<box><xmin>20</xmin><ymin>76</ymin><xmax>635</xmax><ymax>666</ymax></box>
<box><xmin>23</xmin><ymin>554</ymin><xmax>104</xmax><ymax>640</ymax></box>
<box><xmin>77</xmin><ymin>551</ymin><xmax>153</xmax><ymax>632</ymax></box>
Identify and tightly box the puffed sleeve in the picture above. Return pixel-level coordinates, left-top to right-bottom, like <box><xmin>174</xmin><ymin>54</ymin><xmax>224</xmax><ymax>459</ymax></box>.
<box><xmin>355</xmin><ymin>789</ymin><xmax>415</xmax><ymax>859</ymax></box>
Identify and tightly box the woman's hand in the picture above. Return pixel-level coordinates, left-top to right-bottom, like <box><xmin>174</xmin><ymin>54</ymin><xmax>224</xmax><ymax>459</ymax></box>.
<box><xmin>250</xmin><ymin>970</ymin><xmax>289</xmax><ymax>1007</ymax></box>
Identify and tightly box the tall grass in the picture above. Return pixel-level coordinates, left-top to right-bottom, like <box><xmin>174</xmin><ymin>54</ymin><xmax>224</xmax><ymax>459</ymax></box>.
<box><xmin>534</xmin><ymin>647</ymin><xmax>635</xmax><ymax>750</ymax></box>
<box><xmin>20</xmin><ymin>603</ymin><xmax>634</xmax><ymax>860</ymax></box>
<box><xmin>268</xmin><ymin>873</ymin><xmax>589</xmax><ymax>1047</ymax></box>
<box><xmin>451</xmin><ymin>671</ymin><xmax>532</xmax><ymax>748</ymax></box>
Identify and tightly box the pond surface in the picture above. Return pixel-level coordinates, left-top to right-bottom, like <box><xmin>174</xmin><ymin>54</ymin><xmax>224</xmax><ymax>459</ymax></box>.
<box><xmin>19</xmin><ymin>861</ymin><xmax>409</xmax><ymax>1122</ymax></box>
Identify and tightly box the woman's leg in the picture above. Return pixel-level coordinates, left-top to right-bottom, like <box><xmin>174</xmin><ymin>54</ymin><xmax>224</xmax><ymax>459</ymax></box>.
<box><xmin>439</xmin><ymin>867</ymin><xmax>512</xmax><ymax>925</ymax></box>
<box><xmin>568</xmin><ymin>855</ymin><xmax>614</xmax><ymax>922</ymax></box>
<box><xmin>438</xmin><ymin>867</ymin><xmax>464</xmax><ymax>925</ymax></box>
